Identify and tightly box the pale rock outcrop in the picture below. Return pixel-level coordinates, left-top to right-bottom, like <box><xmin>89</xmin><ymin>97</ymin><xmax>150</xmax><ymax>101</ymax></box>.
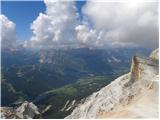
<box><xmin>15</xmin><ymin>101</ymin><xmax>40</xmax><ymax>119</ymax></box>
<box><xmin>1</xmin><ymin>107</ymin><xmax>16</xmax><ymax>119</ymax></box>
<box><xmin>1</xmin><ymin>101</ymin><xmax>41</xmax><ymax>119</ymax></box>
<box><xmin>66</xmin><ymin>49</ymin><xmax>159</xmax><ymax>119</ymax></box>
<box><xmin>149</xmin><ymin>48</ymin><xmax>159</xmax><ymax>60</ymax></box>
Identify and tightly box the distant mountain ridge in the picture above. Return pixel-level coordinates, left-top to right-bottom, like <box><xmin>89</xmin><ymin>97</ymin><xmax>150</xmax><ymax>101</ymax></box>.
<box><xmin>1</xmin><ymin>47</ymin><xmax>151</xmax><ymax>106</ymax></box>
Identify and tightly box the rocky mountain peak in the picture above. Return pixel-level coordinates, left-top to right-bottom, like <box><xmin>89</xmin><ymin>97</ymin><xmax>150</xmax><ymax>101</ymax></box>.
<box><xmin>66</xmin><ymin>48</ymin><xmax>159</xmax><ymax>119</ymax></box>
<box><xmin>15</xmin><ymin>101</ymin><xmax>41</xmax><ymax>119</ymax></box>
<box><xmin>1</xmin><ymin>101</ymin><xmax>41</xmax><ymax>119</ymax></box>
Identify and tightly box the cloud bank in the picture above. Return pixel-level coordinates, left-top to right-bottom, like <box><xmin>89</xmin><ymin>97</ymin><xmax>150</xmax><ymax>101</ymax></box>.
<box><xmin>82</xmin><ymin>0</ymin><xmax>158</xmax><ymax>48</ymax></box>
<box><xmin>0</xmin><ymin>14</ymin><xmax>17</xmax><ymax>49</ymax></box>
<box><xmin>23</xmin><ymin>0</ymin><xmax>158</xmax><ymax>49</ymax></box>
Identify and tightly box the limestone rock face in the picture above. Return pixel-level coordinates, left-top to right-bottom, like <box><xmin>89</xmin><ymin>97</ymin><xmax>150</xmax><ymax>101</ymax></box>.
<box><xmin>15</xmin><ymin>101</ymin><xmax>41</xmax><ymax>119</ymax></box>
<box><xmin>1</xmin><ymin>107</ymin><xmax>16</xmax><ymax>119</ymax></box>
<box><xmin>149</xmin><ymin>48</ymin><xmax>159</xmax><ymax>60</ymax></box>
<box><xmin>66</xmin><ymin>49</ymin><xmax>159</xmax><ymax>119</ymax></box>
<box><xmin>130</xmin><ymin>56</ymin><xmax>158</xmax><ymax>81</ymax></box>
<box><xmin>1</xmin><ymin>101</ymin><xmax>41</xmax><ymax>119</ymax></box>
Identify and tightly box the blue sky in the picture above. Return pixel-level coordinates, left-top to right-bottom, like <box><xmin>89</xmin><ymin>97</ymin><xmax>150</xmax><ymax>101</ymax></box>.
<box><xmin>1</xmin><ymin>1</ymin><xmax>86</xmax><ymax>40</ymax></box>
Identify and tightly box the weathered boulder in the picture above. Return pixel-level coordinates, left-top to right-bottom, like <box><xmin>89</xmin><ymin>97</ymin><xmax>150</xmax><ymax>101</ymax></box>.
<box><xmin>16</xmin><ymin>101</ymin><xmax>41</xmax><ymax>119</ymax></box>
<box><xmin>1</xmin><ymin>101</ymin><xmax>41</xmax><ymax>119</ymax></box>
<box><xmin>149</xmin><ymin>49</ymin><xmax>159</xmax><ymax>60</ymax></box>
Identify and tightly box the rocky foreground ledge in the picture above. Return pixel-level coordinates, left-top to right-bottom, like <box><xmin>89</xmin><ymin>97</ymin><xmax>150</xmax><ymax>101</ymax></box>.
<box><xmin>66</xmin><ymin>49</ymin><xmax>159</xmax><ymax>119</ymax></box>
<box><xmin>1</xmin><ymin>101</ymin><xmax>41</xmax><ymax>119</ymax></box>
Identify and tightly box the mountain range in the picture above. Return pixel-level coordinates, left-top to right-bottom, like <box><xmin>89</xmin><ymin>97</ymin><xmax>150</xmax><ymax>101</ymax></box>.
<box><xmin>1</xmin><ymin>47</ymin><xmax>154</xmax><ymax>118</ymax></box>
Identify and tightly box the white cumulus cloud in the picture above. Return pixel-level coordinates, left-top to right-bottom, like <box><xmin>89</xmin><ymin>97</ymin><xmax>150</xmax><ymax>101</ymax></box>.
<box><xmin>75</xmin><ymin>25</ymin><xmax>103</xmax><ymax>48</ymax></box>
<box><xmin>82</xmin><ymin>0</ymin><xmax>158</xmax><ymax>48</ymax></box>
<box><xmin>25</xmin><ymin>0</ymin><xmax>158</xmax><ymax>49</ymax></box>
<box><xmin>0</xmin><ymin>14</ymin><xmax>17</xmax><ymax>49</ymax></box>
<box><xmin>25</xmin><ymin>0</ymin><xmax>79</xmax><ymax>49</ymax></box>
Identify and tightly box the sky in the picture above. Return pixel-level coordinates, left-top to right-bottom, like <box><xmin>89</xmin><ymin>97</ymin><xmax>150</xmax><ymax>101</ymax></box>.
<box><xmin>1</xmin><ymin>0</ymin><xmax>158</xmax><ymax>49</ymax></box>
<box><xmin>1</xmin><ymin>0</ymin><xmax>86</xmax><ymax>40</ymax></box>
<box><xmin>1</xmin><ymin>1</ymin><xmax>46</xmax><ymax>40</ymax></box>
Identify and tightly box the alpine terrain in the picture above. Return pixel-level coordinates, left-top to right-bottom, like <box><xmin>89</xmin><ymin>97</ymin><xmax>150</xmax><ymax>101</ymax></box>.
<box><xmin>1</xmin><ymin>48</ymin><xmax>158</xmax><ymax>119</ymax></box>
<box><xmin>66</xmin><ymin>48</ymin><xmax>159</xmax><ymax>119</ymax></box>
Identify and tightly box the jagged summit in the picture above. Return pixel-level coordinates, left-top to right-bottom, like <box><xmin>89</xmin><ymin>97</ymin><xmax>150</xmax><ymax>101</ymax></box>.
<box><xmin>66</xmin><ymin>49</ymin><xmax>159</xmax><ymax>119</ymax></box>
<box><xmin>1</xmin><ymin>101</ymin><xmax>41</xmax><ymax>119</ymax></box>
